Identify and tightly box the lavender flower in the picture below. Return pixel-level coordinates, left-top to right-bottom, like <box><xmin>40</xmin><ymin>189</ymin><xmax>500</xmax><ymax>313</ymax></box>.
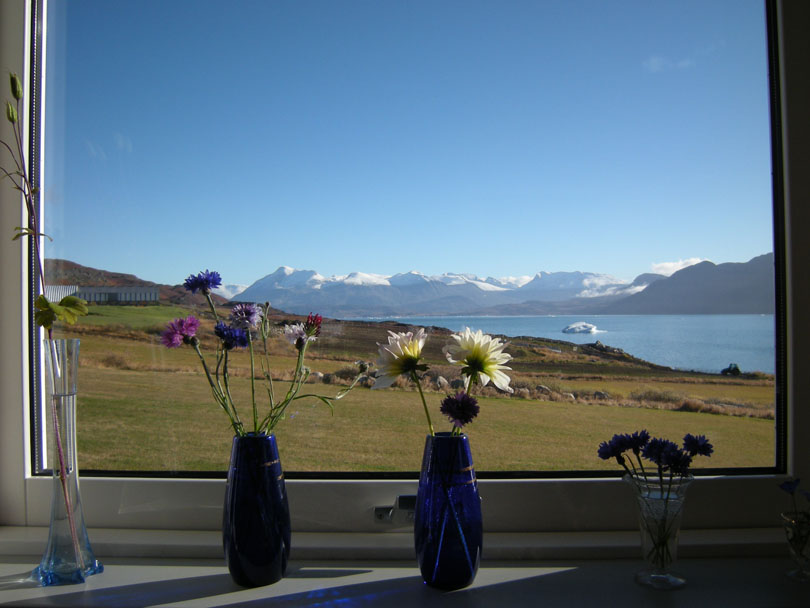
<box><xmin>440</xmin><ymin>391</ymin><xmax>480</xmax><ymax>428</ymax></box>
<box><xmin>229</xmin><ymin>303</ymin><xmax>262</xmax><ymax>330</ymax></box>
<box><xmin>183</xmin><ymin>269</ymin><xmax>222</xmax><ymax>294</ymax></box>
<box><xmin>215</xmin><ymin>322</ymin><xmax>248</xmax><ymax>350</ymax></box>
<box><xmin>683</xmin><ymin>434</ymin><xmax>714</xmax><ymax>457</ymax></box>
<box><xmin>161</xmin><ymin>315</ymin><xmax>200</xmax><ymax>348</ymax></box>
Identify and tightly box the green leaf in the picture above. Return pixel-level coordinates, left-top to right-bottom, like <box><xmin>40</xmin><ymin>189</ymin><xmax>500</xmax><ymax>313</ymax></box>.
<box><xmin>32</xmin><ymin>294</ymin><xmax>88</xmax><ymax>328</ymax></box>
<box><xmin>33</xmin><ymin>295</ymin><xmax>57</xmax><ymax>330</ymax></box>
<box><xmin>11</xmin><ymin>227</ymin><xmax>53</xmax><ymax>241</ymax></box>
<box><xmin>58</xmin><ymin>296</ymin><xmax>89</xmax><ymax>324</ymax></box>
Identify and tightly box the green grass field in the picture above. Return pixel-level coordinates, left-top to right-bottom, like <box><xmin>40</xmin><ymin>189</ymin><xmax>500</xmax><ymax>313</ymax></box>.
<box><xmin>53</xmin><ymin>305</ymin><xmax>776</xmax><ymax>474</ymax></box>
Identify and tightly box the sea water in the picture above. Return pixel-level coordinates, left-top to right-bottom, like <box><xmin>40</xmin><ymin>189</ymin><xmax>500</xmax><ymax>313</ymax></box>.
<box><xmin>366</xmin><ymin>314</ymin><xmax>775</xmax><ymax>375</ymax></box>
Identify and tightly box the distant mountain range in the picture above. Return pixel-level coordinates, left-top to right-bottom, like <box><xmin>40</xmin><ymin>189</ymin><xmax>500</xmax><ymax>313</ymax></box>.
<box><xmin>231</xmin><ymin>254</ymin><xmax>775</xmax><ymax>317</ymax></box>
<box><xmin>44</xmin><ymin>253</ymin><xmax>774</xmax><ymax>317</ymax></box>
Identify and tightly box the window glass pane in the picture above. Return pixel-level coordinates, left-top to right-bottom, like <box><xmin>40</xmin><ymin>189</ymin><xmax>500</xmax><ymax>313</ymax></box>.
<box><xmin>41</xmin><ymin>0</ymin><xmax>777</xmax><ymax>475</ymax></box>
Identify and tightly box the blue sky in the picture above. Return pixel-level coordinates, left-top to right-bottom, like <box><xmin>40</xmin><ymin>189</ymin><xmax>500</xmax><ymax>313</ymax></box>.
<box><xmin>43</xmin><ymin>0</ymin><xmax>773</xmax><ymax>287</ymax></box>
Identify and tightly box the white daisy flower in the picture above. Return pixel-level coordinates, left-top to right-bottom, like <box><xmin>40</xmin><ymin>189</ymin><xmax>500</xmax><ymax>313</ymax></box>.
<box><xmin>372</xmin><ymin>328</ymin><xmax>428</xmax><ymax>389</ymax></box>
<box><xmin>443</xmin><ymin>327</ymin><xmax>513</xmax><ymax>393</ymax></box>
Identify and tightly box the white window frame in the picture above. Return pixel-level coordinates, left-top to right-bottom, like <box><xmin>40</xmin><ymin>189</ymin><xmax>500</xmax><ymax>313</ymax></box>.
<box><xmin>1</xmin><ymin>0</ymin><xmax>808</xmax><ymax>540</ymax></box>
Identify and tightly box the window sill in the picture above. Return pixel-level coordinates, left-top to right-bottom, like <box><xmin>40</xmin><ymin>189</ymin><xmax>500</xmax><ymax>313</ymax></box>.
<box><xmin>0</xmin><ymin>551</ymin><xmax>803</xmax><ymax>607</ymax></box>
<box><xmin>0</xmin><ymin>524</ymin><xmax>788</xmax><ymax>561</ymax></box>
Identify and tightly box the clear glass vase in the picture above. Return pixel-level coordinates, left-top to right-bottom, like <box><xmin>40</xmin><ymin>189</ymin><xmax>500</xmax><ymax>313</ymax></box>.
<box><xmin>414</xmin><ymin>432</ymin><xmax>483</xmax><ymax>590</ymax></box>
<box><xmin>32</xmin><ymin>339</ymin><xmax>103</xmax><ymax>586</ymax></box>
<box><xmin>781</xmin><ymin>511</ymin><xmax>810</xmax><ymax>581</ymax></box>
<box><xmin>625</xmin><ymin>474</ymin><xmax>692</xmax><ymax>590</ymax></box>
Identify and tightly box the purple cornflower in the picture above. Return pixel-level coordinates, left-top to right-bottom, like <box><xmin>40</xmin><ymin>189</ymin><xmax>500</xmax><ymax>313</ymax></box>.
<box><xmin>440</xmin><ymin>391</ymin><xmax>480</xmax><ymax>428</ymax></box>
<box><xmin>683</xmin><ymin>433</ymin><xmax>713</xmax><ymax>457</ymax></box>
<box><xmin>183</xmin><ymin>269</ymin><xmax>222</xmax><ymax>294</ymax></box>
<box><xmin>161</xmin><ymin>315</ymin><xmax>200</xmax><ymax>348</ymax></box>
<box><xmin>229</xmin><ymin>303</ymin><xmax>262</xmax><ymax>330</ymax></box>
<box><xmin>214</xmin><ymin>322</ymin><xmax>248</xmax><ymax>350</ymax></box>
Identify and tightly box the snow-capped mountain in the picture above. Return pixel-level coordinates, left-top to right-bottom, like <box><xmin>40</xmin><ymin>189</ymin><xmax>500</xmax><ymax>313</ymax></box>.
<box><xmin>212</xmin><ymin>283</ymin><xmax>249</xmax><ymax>300</ymax></box>
<box><xmin>231</xmin><ymin>266</ymin><xmax>655</xmax><ymax>317</ymax></box>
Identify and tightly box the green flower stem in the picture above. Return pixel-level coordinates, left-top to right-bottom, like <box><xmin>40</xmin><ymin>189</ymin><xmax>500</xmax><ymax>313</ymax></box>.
<box><xmin>221</xmin><ymin>351</ymin><xmax>239</xmax><ymax>428</ymax></box>
<box><xmin>260</xmin><ymin>312</ymin><xmax>276</xmax><ymax>407</ymax></box>
<box><xmin>49</xmin><ymin>393</ymin><xmax>85</xmax><ymax>572</ymax></box>
<box><xmin>464</xmin><ymin>374</ymin><xmax>475</xmax><ymax>395</ymax></box>
<box><xmin>634</xmin><ymin>453</ymin><xmax>649</xmax><ymax>484</ymax></box>
<box><xmin>260</xmin><ymin>343</ymin><xmax>306</xmax><ymax>431</ymax></box>
<box><xmin>203</xmin><ymin>292</ymin><xmax>220</xmax><ymax>322</ymax></box>
<box><xmin>9</xmin><ymin>81</ymin><xmax>81</xmax><ymax>569</ymax></box>
<box><xmin>656</xmin><ymin>465</ymin><xmax>665</xmax><ymax>497</ymax></box>
<box><xmin>4</xmin><ymin>95</ymin><xmax>48</xmax><ymax>315</ymax></box>
<box><xmin>216</xmin><ymin>349</ymin><xmax>243</xmax><ymax>435</ymax></box>
<box><xmin>411</xmin><ymin>371</ymin><xmax>435</xmax><ymax>436</ymax></box>
<box><xmin>247</xmin><ymin>333</ymin><xmax>257</xmax><ymax>434</ymax></box>
<box><xmin>192</xmin><ymin>341</ymin><xmax>241</xmax><ymax>435</ymax></box>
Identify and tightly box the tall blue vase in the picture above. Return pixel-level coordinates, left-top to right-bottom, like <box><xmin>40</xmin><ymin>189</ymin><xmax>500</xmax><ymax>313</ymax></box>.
<box><xmin>414</xmin><ymin>432</ymin><xmax>483</xmax><ymax>590</ymax></box>
<box><xmin>223</xmin><ymin>432</ymin><xmax>291</xmax><ymax>587</ymax></box>
<box><xmin>33</xmin><ymin>339</ymin><xmax>103</xmax><ymax>586</ymax></box>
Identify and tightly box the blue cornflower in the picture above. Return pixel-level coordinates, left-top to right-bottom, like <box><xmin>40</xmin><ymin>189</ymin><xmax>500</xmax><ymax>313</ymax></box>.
<box><xmin>683</xmin><ymin>433</ymin><xmax>714</xmax><ymax>457</ymax></box>
<box><xmin>612</xmin><ymin>433</ymin><xmax>632</xmax><ymax>454</ymax></box>
<box><xmin>214</xmin><ymin>322</ymin><xmax>248</xmax><ymax>350</ymax></box>
<box><xmin>662</xmin><ymin>446</ymin><xmax>693</xmax><ymax>476</ymax></box>
<box><xmin>184</xmin><ymin>269</ymin><xmax>222</xmax><ymax>294</ymax></box>
<box><xmin>628</xmin><ymin>430</ymin><xmax>651</xmax><ymax>454</ymax></box>
<box><xmin>598</xmin><ymin>434</ymin><xmax>629</xmax><ymax>467</ymax></box>
<box><xmin>597</xmin><ymin>440</ymin><xmax>617</xmax><ymax>460</ymax></box>
<box><xmin>642</xmin><ymin>438</ymin><xmax>680</xmax><ymax>466</ymax></box>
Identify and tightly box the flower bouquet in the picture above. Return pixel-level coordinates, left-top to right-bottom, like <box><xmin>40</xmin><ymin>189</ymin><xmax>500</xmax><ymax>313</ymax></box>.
<box><xmin>373</xmin><ymin>326</ymin><xmax>512</xmax><ymax>590</ymax></box>
<box><xmin>778</xmin><ymin>478</ymin><xmax>810</xmax><ymax>580</ymax></box>
<box><xmin>598</xmin><ymin>430</ymin><xmax>713</xmax><ymax>589</ymax></box>
<box><xmin>163</xmin><ymin>269</ymin><xmax>363</xmax><ymax>436</ymax></box>
<box><xmin>163</xmin><ymin>271</ymin><xmax>364</xmax><ymax>587</ymax></box>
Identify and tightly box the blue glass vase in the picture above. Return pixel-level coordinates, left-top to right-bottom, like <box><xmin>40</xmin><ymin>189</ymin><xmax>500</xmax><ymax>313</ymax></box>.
<box><xmin>414</xmin><ymin>432</ymin><xmax>483</xmax><ymax>590</ymax></box>
<box><xmin>223</xmin><ymin>432</ymin><xmax>291</xmax><ymax>587</ymax></box>
<box><xmin>33</xmin><ymin>339</ymin><xmax>103</xmax><ymax>586</ymax></box>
